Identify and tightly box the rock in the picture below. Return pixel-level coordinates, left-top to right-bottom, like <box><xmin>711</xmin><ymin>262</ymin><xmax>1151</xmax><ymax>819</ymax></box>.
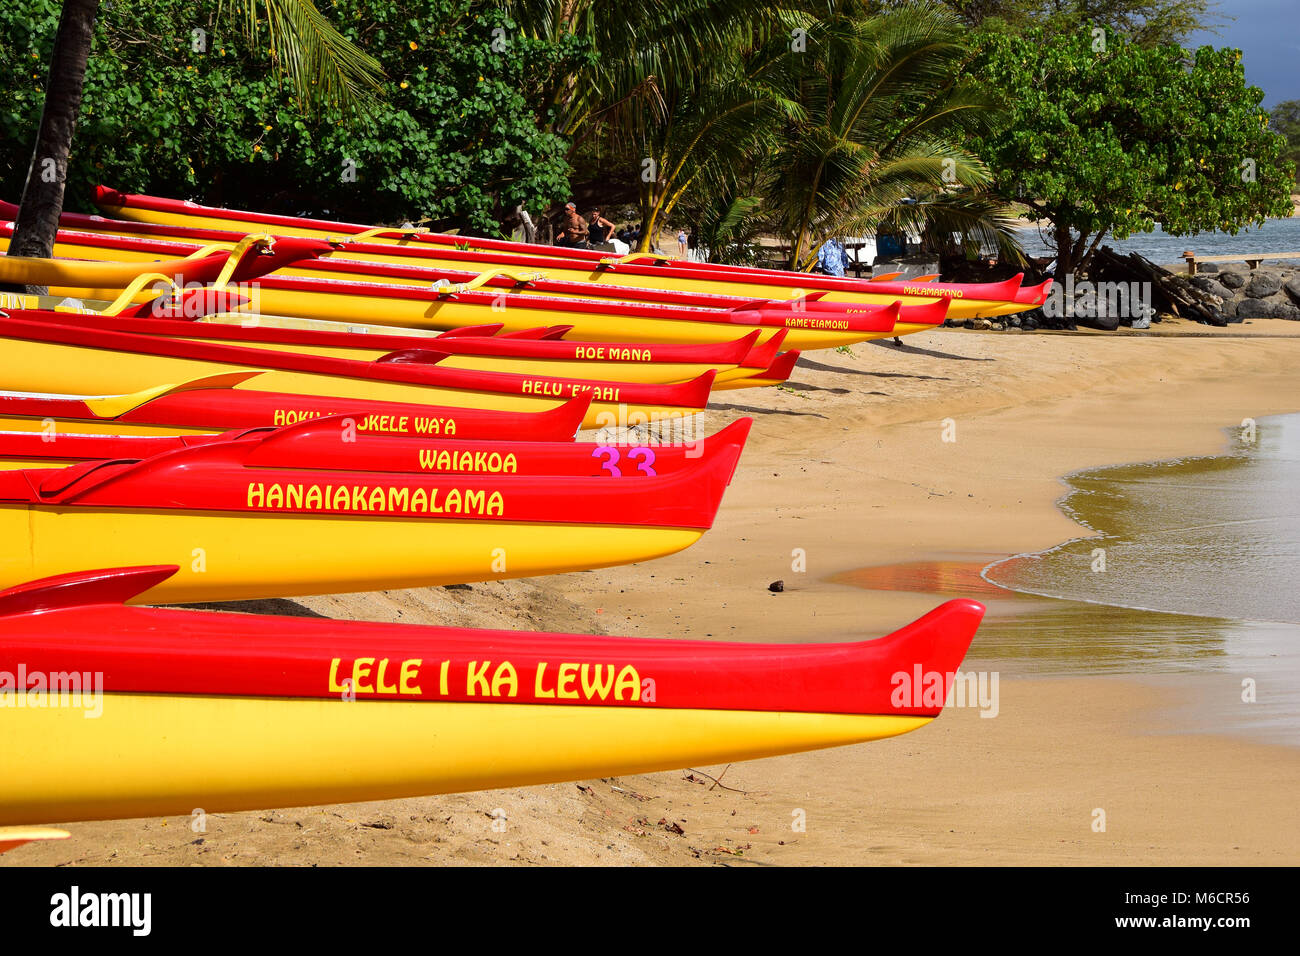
<box><xmin>1007</xmin><ymin>315</ymin><xmax>1022</xmax><ymax>328</ymax></box>
<box><xmin>990</xmin><ymin>321</ymin><xmax>1005</xmax><ymax>331</ymax></box>
<box><xmin>443</xmin><ymin>583</ymin><xmax>473</xmax><ymax>591</ymax></box>
<box><xmin>1285</xmin><ymin>277</ymin><xmax>1300</xmax><ymax>306</ymax></box>
<box><xmin>1235</xmin><ymin>297</ymin><xmax>1298</xmax><ymax>319</ymax></box>
<box><xmin>768</xmin><ymin>580</ymin><xmax>784</xmax><ymax>593</ymax></box>
<box><xmin>962</xmin><ymin>318</ymin><xmax>978</xmax><ymax>330</ymax></box>
<box><xmin>1243</xmin><ymin>273</ymin><xmax>1283</xmax><ymax>298</ymax></box>
<box><xmin>1191</xmin><ymin>276</ymin><xmax>1233</xmax><ymax>300</ymax></box>
<box><xmin>1219</xmin><ymin>271</ymin><xmax>1247</xmax><ymax>290</ymax></box>
<box><xmin>1198</xmin><ymin>262</ymin><xmax>1219</xmax><ymax>273</ymax></box>
<box><xmin>1084</xmin><ymin>311</ymin><xmax>1120</xmax><ymax>331</ymax></box>
<box><xmin>1022</xmin><ymin>315</ymin><xmax>1039</xmax><ymax>331</ymax></box>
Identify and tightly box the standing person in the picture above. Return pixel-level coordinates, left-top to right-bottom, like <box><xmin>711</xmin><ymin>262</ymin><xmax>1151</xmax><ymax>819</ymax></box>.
<box><xmin>587</xmin><ymin>208</ymin><xmax>615</xmax><ymax>246</ymax></box>
<box><xmin>676</xmin><ymin>228</ymin><xmax>688</xmax><ymax>259</ymax></box>
<box><xmin>554</xmin><ymin>202</ymin><xmax>589</xmax><ymax>248</ymax></box>
<box><xmin>817</xmin><ymin>236</ymin><xmax>850</xmax><ymax>278</ymax></box>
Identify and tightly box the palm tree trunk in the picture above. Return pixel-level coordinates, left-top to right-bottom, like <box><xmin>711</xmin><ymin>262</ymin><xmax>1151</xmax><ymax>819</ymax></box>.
<box><xmin>7</xmin><ymin>0</ymin><xmax>100</xmax><ymax>294</ymax></box>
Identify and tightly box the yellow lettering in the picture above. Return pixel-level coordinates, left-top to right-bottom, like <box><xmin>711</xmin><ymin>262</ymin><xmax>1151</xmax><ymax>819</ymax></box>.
<box><xmin>466</xmin><ymin>660</ymin><xmax>490</xmax><ymax>696</ymax></box>
<box><xmin>375</xmin><ymin>658</ymin><xmax>397</xmax><ymax>695</ymax></box>
<box><xmin>557</xmin><ymin>662</ymin><xmax>579</xmax><ymax>699</ymax></box>
<box><xmin>580</xmin><ymin>663</ymin><xmax>615</xmax><ymax>700</ymax></box>
<box><xmin>490</xmin><ymin>661</ymin><xmax>518</xmax><ymax>698</ymax></box>
<box><xmin>400</xmin><ymin>659</ymin><xmax>422</xmax><ymax>695</ymax></box>
<box><xmin>614</xmin><ymin>665</ymin><xmax>640</xmax><ymax>701</ymax></box>
<box><xmin>534</xmin><ymin>661</ymin><xmax>555</xmax><ymax>698</ymax></box>
<box><xmin>247</xmin><ymin>482</ymin><xmax>265</xmax><ymax>508</ymax></box>
<box><xmin>352</xmin><ymin>657</ymin><xmax>375</xmax><ymax>694</ymax></box>
<box><xmin>328</xmin><ymin>658</ymin><xmax>346</xmax><ymax>692</ymax></box>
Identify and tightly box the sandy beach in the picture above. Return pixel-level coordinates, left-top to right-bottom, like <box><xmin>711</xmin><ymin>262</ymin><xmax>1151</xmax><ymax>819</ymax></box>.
<box><xmin>10</xmin><ymin>317</ymin><xmax>1300</xmax><ymax>867</ymax></box>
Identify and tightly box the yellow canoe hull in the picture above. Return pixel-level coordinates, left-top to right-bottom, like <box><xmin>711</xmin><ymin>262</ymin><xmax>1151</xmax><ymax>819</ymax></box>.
<box><xmin>0</xmin><ymin>416</ymin><xmax>215</xmax><ymax>437</ymax></box>
<box><xmin>0</xmin><ymin>249</ymin><xmax>216</xmax><ymax>289</ymax></box>
<box><xmin>0</xmin><ymin>335</ymin><xmax>702</xmax><ymax>430</ymax></box>
<box><xmin>0</xmin><ymin>507</ymin><xmax>702</xmax><ymax>603</ymax></box>
<box><xmin>0</xmin><ymin>693</ymin><xmax>929</xmax><ymax>825</ymax></box>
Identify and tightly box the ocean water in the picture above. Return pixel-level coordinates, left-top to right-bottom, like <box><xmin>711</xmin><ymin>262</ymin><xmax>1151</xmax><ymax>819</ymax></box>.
<box><xmin>1014</xmin><ymin>215</ymin><xmax>1300</xmax><ymax>265</ymax></box>
<box><xmin>833</xmin><ymin>414</ymin><xmax>1300</xmax><ymax>745</ymax></box>
<box><xmin>982</xmin><ymin>415</ymin><xmax>1300</xmax><ymax>624</ymax></box>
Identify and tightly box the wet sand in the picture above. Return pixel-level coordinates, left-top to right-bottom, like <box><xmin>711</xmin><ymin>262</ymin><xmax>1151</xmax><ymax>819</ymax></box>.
<box><xmin>10</xmin><ymin>317</ymin><xmax>1300</xmax><ymax>866</ymax></box>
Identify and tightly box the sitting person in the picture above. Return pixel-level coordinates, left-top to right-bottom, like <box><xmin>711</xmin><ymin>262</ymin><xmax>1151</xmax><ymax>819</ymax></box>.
<box><xmin>554</xmin><ymin>202</ymin><xmax>589</xmax><ymax>248</ymax></box>
<box><xmin>587</xmin><ymin>208</ymin><xmax>615</xmax><ymax>246</ymax></box>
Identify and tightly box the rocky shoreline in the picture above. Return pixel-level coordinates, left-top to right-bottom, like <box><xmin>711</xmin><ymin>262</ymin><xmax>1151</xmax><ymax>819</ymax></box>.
<box><xmin>946</xmin><ymin>255</ymin><xmax>1300</xmax><ymax>332</ymax></box>
<box><xmin>1190</xmin><ymin>262</ymin><xmax>1300</xmax><ymax>321</ymax></box>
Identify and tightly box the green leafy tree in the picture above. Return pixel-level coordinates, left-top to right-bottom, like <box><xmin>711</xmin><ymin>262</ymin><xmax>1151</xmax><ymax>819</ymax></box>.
<box><xmin>2</xmin><ymin>1</ymin><xmax>585</xmax><ymax>240</ymax></box>
<box><xmin>974</xmin><ymin>26</ymin><xmax>1295</xmax><ymax>277</ymax></box>
<box><xmin>765</xmin><ymin>4</ymin><xmax>1019</xmax><ymax>269</ymax></box>
<box><xmin>6</xmin><ymin>0</ymin><xmax>383</xmax><ymax>287</ymax></box>
<box><xmin>937</xmin><ymin>0</ymin><xmax>1218</xmax><ymax>45</ymax></box>
<box><xmin>1270</xmin><ymin>99</ymin><xmax>1300</xmax><ymax>185</ymax></box>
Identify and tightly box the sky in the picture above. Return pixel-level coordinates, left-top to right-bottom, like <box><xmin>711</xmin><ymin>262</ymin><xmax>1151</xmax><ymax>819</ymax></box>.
<box><xmin>1187</xmin><ymin>0</ymin><xmax>1298</xmax><ymax>108</ymax></box>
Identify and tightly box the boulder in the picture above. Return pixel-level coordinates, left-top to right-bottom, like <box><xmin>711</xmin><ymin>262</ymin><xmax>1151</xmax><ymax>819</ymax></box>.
<box><xmin>1191</xmin><ymin>276</ymin><xmax>1233</xmax><ymax>300</ymax></box>
<box><xmin>1198</xmin><ymin>262</ymin><xmax>1219</xmax><ymax>273</ymax></box>
<box><xmin>1243</xmin><ymin>272</ymin><xmax>1283</xmax><ymax>298</ymax></box>
<box><xmin>1285</xmin><ymin>277</ymin><xmax>1300</xmax><ymax>306</ymax></box>
<box><xmin>1084</xmin><ymin>311</ymin><xmax>1120</xmax><ymax>331</ymax></box>
<box><xmin>1219</xmin><ymin>271</ymin><xmax>1247</xmax><ymax>290</ymax></box>
<box><xmin>1235</xmin><ymin>297</ymin><xmax>1300</xmax><ymax>320</ymax></box>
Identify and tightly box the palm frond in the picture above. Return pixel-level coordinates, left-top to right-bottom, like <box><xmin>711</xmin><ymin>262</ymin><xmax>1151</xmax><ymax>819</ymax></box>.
<box><xmin>229</xmin><ymin>0</ymin><xmax>386</xmax><ymax>113</ymax></box>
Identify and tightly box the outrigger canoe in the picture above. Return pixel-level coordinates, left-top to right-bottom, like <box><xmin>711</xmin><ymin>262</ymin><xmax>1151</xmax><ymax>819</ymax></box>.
<box><xmin>6</xmin><ymin>205</ymin><xmax>952</xmax><ymax>340</ymax></box>
<box><xmin>0</xmin><ymin>312</ymin><xmax>717</xmax><ymax>430</ymax></box>
<box><xmin>0</xmin><ymin>373</ymin><xmax>591</xmax><ymax>440</ymax></box>
<box><xmin>41</xmin><ymin>309</ymin><xmax>788</xmax><ymax>388</ymax></box>
<box><xmin>2</xmin><ymin>222</ymin><xmax>915</xmax><ymax>349</ymax></box>
<box><xmin>0</xmin><ymin>414</ymin><xmax>751</xmax><ymax>477</ymax></box>
<box><xmin>0</xmin><ymin>421</ymin><xmax>747</xmax><ymax>602</ymax></box>
<box><xmin>90</xmin><ymin>187</ymin><xmax>1051</xmax><ymax>317</ymax></box>
<box><xmin>0</xmin><ymin>565</ymin><xmax>984</xmax><ymax>825</ymax></box>
<box><xmin>0</xmin><ymin>226</ymin><xmax>331</xmax><ymax>290</ymax></box>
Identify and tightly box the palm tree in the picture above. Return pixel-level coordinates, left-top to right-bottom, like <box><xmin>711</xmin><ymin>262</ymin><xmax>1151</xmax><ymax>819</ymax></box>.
<box><xmin>627</xmin><ymin>35</ymin><xmax>803</xmax><ymax>252</ymax></box>
<box><xmin>502</xmin><ymin>0</ymin><xmax>805</xmax><ymax>248</ymax></box>
<box><xmin>7</xmin><ymin>0</ymin><xmax>383</xmax><ymax>291</ymax></box>
<box><xmin>763</xmin><ymin>3</ymin><xmax>1022</xmax><ymax>269</ymax></box>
